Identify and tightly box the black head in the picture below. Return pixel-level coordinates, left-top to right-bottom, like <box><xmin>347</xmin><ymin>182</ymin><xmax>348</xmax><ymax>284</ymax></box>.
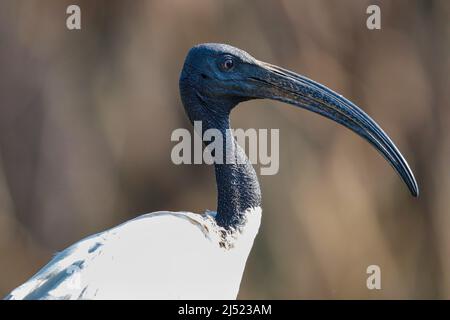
<box><xmin>179</xmin><ymin>43</ymin><xmax>419</xmax><ymax>197</ymax></box>
<box><xmin>179</xmin><ymin>43</ymin><xmax>261</xmax><ymax>118</ymax></box>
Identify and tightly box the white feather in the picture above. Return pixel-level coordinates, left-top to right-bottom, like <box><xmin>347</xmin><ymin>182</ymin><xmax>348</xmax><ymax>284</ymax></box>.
<box><xmin>5</xmin><ymin>207</ymin><xmax>261</xmax><ymax>300</ymax></box>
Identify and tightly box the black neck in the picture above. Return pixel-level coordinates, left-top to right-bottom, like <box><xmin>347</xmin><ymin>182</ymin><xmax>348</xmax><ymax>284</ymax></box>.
<box><xmin>213</xmin><ymin>124</ymin><xmax>262</xmax><ymax>229</ymax></box>
<box><xmin>180</xmin><ymin>87</ymin><xmax>262</xmax><ymax>230</ymax></box>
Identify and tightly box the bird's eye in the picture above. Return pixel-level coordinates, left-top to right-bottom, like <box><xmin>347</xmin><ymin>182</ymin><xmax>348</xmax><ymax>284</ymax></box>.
<box><xmin>220</xmin><ymin>57</ymin><xmax>235</xmax><ymax>71</ymax></box>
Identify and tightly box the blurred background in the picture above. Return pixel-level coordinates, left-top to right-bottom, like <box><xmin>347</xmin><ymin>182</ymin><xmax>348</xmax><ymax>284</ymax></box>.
<box><xmin>0</xmin><ymin>0</ymin><xmax>448</xmax><ymax>299</ymax></box>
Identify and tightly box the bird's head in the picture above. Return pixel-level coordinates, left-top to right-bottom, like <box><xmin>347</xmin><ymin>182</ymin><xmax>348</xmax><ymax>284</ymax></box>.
<box><xmin>179</xmin><ymin>43</ymin><xmax>419</xmax><ymax>197</ymax></box>
<box><xmin>180</xmin><ymin>43</ymin><xmax>259</xmax><ymax>104</ymax></box>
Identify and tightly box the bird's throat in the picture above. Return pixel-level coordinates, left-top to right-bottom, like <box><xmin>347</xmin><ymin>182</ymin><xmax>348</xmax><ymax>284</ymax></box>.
<box><xmin>179</xmin><ymin>84</ymin><xmax>262</xmax><ymax>230</ymax></box>
<box><xmin>213</xmin><ymin>128</ymin><xmax>262</xmax><ymax>229</ymax></box>
<box><xmin>197</xmin><ymin>116</ymin><xmax>262</xmax><ymax>230</ymax></box>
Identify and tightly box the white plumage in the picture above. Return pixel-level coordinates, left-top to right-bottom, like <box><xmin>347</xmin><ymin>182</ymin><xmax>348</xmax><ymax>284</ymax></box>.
<box><xmin>6</xmin><ymin>208</ymin><xmax>261</xmax><ymax>300</ymax></box>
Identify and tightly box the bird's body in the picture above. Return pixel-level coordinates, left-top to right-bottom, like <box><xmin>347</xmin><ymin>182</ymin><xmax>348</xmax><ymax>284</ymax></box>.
<box><xmin>5</xmin><ymin>43</ymin><xmax>418</xmax><ymax>300</ymax></box>
<box><xmin>6</xmin><ymin>208</ymin><xmax>261</xmax><ymax>300</ymax></box>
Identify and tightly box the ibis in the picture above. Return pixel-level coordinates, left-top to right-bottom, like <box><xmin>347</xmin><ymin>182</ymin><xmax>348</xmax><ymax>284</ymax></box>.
<box><xmin>5</xmin><ymin>43</ymin><xmax>418</xmax><ymax>300</ymax></box>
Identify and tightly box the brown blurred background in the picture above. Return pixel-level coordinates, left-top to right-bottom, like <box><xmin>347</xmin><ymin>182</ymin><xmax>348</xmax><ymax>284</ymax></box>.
<box><xmin>0</xmin><ymin>0</ymin><xmax>448</xmax><ymax>299</ymax></box>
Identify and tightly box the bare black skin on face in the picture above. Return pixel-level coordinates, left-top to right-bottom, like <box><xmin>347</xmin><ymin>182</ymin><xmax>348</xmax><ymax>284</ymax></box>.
<box><xmin>179</xmin><ymin>43</ymin><xmax>419</xmax><ymax>230</ymax></box>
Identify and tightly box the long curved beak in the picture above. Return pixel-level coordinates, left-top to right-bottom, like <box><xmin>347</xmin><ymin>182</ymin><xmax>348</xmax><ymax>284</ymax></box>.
<box><xmin>249</xmin><ymin>61</ymin><xmax>419</xmax><ymax>197</ymax></box>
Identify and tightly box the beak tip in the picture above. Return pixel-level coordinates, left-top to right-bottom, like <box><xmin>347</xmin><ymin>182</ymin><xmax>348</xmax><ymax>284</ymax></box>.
<box><xmin>408</xmin><ymin>178</ymin><xmax>419</xmax><ymax>198</ymax></box>
<box><xmin>411</xmin><ymin>185</ymin><xmax>419</xmax><ymax>198</ymax></box>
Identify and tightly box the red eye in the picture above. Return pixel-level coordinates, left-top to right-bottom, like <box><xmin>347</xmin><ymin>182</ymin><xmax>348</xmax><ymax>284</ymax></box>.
<box><xmin>221</xmin><ymin>58</ymin><xmax>234</xmax><ymax>71</ymax></box>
